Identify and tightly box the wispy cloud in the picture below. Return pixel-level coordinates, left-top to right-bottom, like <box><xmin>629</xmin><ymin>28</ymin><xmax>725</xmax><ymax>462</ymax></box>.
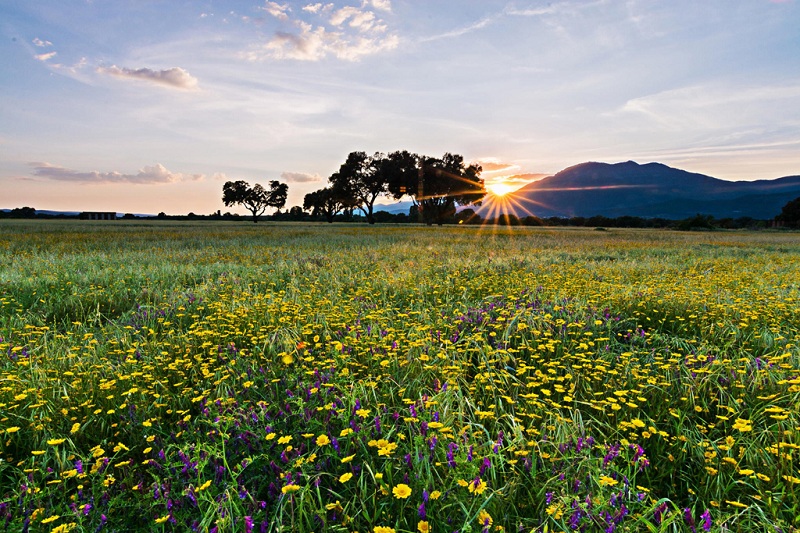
<box><xmin>32</xmin><ymin>37</ymin><xmax>53</xmax><ymax>47</ymax></box>
<box><xmin>474</xmin><ymin>158</ymin><xmax>521</xmax><ymax>174</ymax></box>
<box><xmin>29</xmin><ymin>162</ymin><xmax>205</xmax><ymax>184</ymax></box>
<box><xmin>418</xmin><ymin>13</ymin><xmax>499</xmax><ymax>42</ymax></box>
<box><xmin>35</xmin><ymin>51</ymin><xmax>57</xmax><ymax>61</ymax></box>
<box><xmin>247</xmin><ymin>1</ymin><xmax>398</xmax><ymax>61</ymax></box>
<box><xmin>281</xmin><ymin>171</ymin><xmax>323</xmax><ymax>183</ymax></box>
<box><xmin>96</xmin><ymin>65</ymin><xmax>199</xmax><ymax>90</ymax></box>
<box><xmin>620</xmin><ymin>83</ymin><xmax>800</xmax><ymax>130</ymax></box>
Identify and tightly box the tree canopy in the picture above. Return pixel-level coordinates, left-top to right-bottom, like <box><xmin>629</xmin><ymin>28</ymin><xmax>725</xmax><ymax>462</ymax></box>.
<box><xmin>308</xmin><ymin>150</ymin><xmax>485</xmax><ymax>225</ymax></box>
<box><xmin>222</xmin><ymin>180</ymin><xmax>288</xmax><ymax>223</ymax></box>
<box><xmin>779</xmin><ymin>196</ymin><xmax>800</xmax><ymax>228</ymax></box>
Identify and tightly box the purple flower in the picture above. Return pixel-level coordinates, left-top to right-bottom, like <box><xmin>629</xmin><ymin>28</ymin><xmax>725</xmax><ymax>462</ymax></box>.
<box><xmin>700</xmin><ymin>509</ymin><xmax>712</xmax><ymax>532</ymax></box>
<box><xmin>684</xmin><ymin>508</ymin><xmax>696</xmax><ymax>533</ymax></box>
<box><xmin>244</xmin><ymin>516</ymin><xmax>253</xmax><ymax>533</ymax></box>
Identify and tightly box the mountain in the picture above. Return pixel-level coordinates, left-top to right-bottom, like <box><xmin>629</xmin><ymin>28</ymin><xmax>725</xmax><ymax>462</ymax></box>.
<box><xmin>475</xmin><ymin>161</ymin><xmax>800</xmax><ymax>220</ymax></box>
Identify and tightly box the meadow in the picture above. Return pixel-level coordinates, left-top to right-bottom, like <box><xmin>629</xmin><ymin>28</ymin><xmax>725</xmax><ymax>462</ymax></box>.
<box><xmin>1</xmin><ymin>220</ymin><xmax>799</xmax><ymax>533</ymax></box>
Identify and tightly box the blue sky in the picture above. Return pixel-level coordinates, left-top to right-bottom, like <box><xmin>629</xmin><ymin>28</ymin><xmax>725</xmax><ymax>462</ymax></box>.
<box><xmin>2</xmin><ymin>0</ymin><xmax>799</xmax><ymax>214</ymax></box>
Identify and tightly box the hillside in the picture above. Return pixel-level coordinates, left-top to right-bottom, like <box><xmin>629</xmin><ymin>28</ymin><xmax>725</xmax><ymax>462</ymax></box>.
<box><xmin>476</xmin><ymin>161</ymin><xmax>800</xmax><ymax>219</ymax></box>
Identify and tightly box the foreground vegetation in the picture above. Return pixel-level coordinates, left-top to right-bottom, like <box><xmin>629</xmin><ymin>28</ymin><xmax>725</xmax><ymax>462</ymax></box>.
<box><xmin>1</xmin><ymin>220</ymin><xmax>799</xmax><ymax>532</ymax></box>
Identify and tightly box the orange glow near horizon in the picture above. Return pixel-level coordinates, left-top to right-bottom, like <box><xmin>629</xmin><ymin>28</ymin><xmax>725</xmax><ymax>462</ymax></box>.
<box><xmin>486</xmin><ymin>181</ymin><xmax>516</xmax><ymax>197</ymax></box>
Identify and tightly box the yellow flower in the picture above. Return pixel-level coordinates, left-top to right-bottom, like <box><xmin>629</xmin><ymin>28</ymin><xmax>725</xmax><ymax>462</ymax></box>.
<box><xmin>47</xmin><ymin>438</ymin><xmax>66</xmax><ymax>446</ymax></box>
<box><xmin>266</xmin><ymin>433</ymin><xmax>276</xmax><ymax>440</ymax></box>
<box><xmin>725</xmin><ymin>500</ymin><xmax>748</xmax><ymax>508</ymax></box>
<box><xmin>6</xmin><ymin>427</ymin><xmax>20</xmax><ymax>434</ymax></box>
<box><xmin>374</xmin><ymin>527</ymin><xmax>396</xmax><ymax>533</ymax></box>
<box><xmin>326</xmin><ymin>500</ymin><xmax>343</xmax><ymax>512</ymax></box>
<box><xmin>316</xmin><ymin>434</ymin><xmax>331</xmax><ymax>446</ymax></box>
<box><xmin>154</xmin><ymin>514</ymin><xmax>170</xmax><ymax>524</ymax></box>
<box><xmin>392</xmin><ymin>483</ymin><xmax>412</xmax><ymax>499</ymax></box>
<box><xmin>477</xmin><ymin>510</ymin><xmax>493</xmax><ymax>526</ymax></box>
<box><xmin>197</xmin><ymin>480</ymin><xmax>212</xmax><ymax>492</ymax></box>
<box><xmin>341</xmin><ymin>454</ymin><xmax>356</xmax><ymax>463</ymax></box>
<box><xmin>281</xmin><ymin>484</ymin><xmax>301</xmax><ymax>494</ymax></box>
<box><xmin>339</xmin><ymin>472</ymin><xmax>353</xmax><ymax>483</ymax></box>
<box><xmin>429</xmin><ymin>490</ymin><xmax>441</xmax><ymax>500</ymax></box>
<box><xmin>468</xmin><ymin>478</ymin><xmax>487</xmax><ymax>495</ymax></box>
<box><xmin>278</xmin><ymin>435</ymin><xmax>292</xmax><ymax>445</ymax></box>
<box><xmin>52</xmin><ymin>523</ymin><xmax>76</xmax><ymax>533</ymax></box>
<box><xmin>599</xmin><ymin>475</ymin><xmax>619</xmax><ymax>486</ymax></box>
<box><xmin>41</xmin><ymin>515</ymin><xmax>60</xmax><ymax>524</ymax></box>
<box><xmin>31</xmin><ymin>450</ymin><xmax>45</xmax><ymax>456</ymax></box>
<box><xmin>418</xmin><ymin>521</ymin><xmax>430</xmax><ymax>533</ymax></box>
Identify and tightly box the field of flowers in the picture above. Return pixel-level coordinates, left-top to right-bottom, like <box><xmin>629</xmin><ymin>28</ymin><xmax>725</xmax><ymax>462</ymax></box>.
<box><xmin>1</xmin><ymin>220</ymin><xmax>799</xmax><ymax>533</ymax></box>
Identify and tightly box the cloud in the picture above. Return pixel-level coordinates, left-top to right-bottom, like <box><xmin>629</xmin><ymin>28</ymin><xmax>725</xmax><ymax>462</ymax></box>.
<box><xmin>29</xmin><ymin>162</ymin><xmax>205</xmax><ymax>184</ymax></box>
<box><xmin>474</xmin><ymin>158</ymin><xmax>521</xmax><ymax>173</ymax></box>
<box><xmin>419</xmin><ymin>14</ymin><xmax>499</xmax><ymax>42</ymax></box>
<box><xmin>280</xmin><ymin>171</ymin><xmax>323</xmax><ymax>183</ymax></box>
<box><xmin>35</xmin><ymin>51</ymin><xmax>57</xmax><ymax>61</ymax></box>
<box><xmin>363</xmin><ymin>0</ymin><xmax>391</xmax><ymax>11</ymax></box>
<box><xmin>32</xmin><ymin>37</ymin><xmax>53</xmax><ymax>47</ymax></box>
<box><xmin>247</xmin><ymin>2</ymin><xmax>398</xmax><ymax>61</ymax></box>
<box><xmin>96</xmin><ymin>65</ymin><xmax>198</xmax><ymax>90</ymax></box>
<box><xmin>263</xmin><ymin>1</ymin><xmax>291</xmax><ymax>20</ymax></box>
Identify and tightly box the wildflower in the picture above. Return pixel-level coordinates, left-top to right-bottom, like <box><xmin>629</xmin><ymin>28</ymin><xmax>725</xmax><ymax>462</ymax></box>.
<box><xmin>278</xmin><ymin>435</ymin><xmax>291</xmax><ymax>445</ymax></box>
<box><xmin>48</xmin><ymin>438</ymin><xmax>66</xmax><ymax>445</ymax></box>
<box><xmin>393</xmin><ymin>483</ymin><xmax>412</xmax><ymax>499</ymax></box>
<box><xmin>316</xmin><ymin>434</ymin><xmax>331</xmax><ymax>446</ymax></box>
<box><xmin>477</xmin><ymin>509</ymin><xmax>492</xmax><ymax>528</ymax></box>
<box><xmin>417</xmin><ymin>521</ymin><xmax>430</xmax><ymax>533</ymax></box>
<box><xmin>374</xmin><ymin>527</ymin><xmax>396</xmax><ymax>533</ymax></box>
<box><xmin>700</xmin><ymin>509</ymin><xmax>712</xmax><ymax>531</ymax></box>
<box><xmin>155</xmin><ymin>514</ymin><xmax>170</xmax><ymax>524</ymax></box>
<box><xmin>6</xmin><ymin>427</ymin><xmax>20</xmax><ymax>434</ymax></box>
<box><xmin>341</xmin><ymin>454</ymin><xmax>356</xmax><ymax>463</ymax></box>
<box><xmin>599</xmin><ymin>475</ymin><xmax>618</xmax><ymax>486</ymax></box>
<box><xmin>41</xmin><ymin>515</ymin><xmax>60</xmax><ymax>524</ymax></box>
<box><xmin>339</xmin><ymin>472</ymin><xmax>353</xmax><ymax>483</ymax></box>
<box><xmin>281</xmin><ymin>484</ymin><xmax>300</xmax><ymax>494</ymax></box>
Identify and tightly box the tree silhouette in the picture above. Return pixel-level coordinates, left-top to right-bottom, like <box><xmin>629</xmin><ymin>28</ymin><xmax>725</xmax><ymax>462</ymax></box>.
<box><xmin>329</xmin><ymin>152</ymin><xmax>387</xmax><ymax>224</ymax></box>
<box><xmin>303</xmin><ymin>186</ymin><xmax>354</xmax><ymax>223</ymax></box>
<box><xmin>222</xmin><ymin>180</ymin><xmax>288</xmax><ymax>223</ymax></box>
<box><xmin>779</xmin><ymin>197</ymin><xmax>800</xmax><ymax>228</ymax></box>
<box><xmin>385</xmin><ymin>151</ymin><xmax>485</xmax><ymax>225</ymax></box>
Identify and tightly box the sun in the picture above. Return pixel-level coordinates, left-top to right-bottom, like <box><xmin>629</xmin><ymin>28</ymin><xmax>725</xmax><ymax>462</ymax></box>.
<box><xmin>487</xmin><ymin>181</ymin><xmax>515</xmax><ymax>197</ymax></box>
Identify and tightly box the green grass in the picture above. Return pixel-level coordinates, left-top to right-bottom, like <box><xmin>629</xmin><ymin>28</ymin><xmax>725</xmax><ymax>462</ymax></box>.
<box><xmin>1</xmin><ymin>220</ymin><xmax>799</xmax><ymax>532</ymax></box>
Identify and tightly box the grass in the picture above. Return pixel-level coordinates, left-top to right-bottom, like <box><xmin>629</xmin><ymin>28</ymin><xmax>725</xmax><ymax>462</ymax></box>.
<box><xmin>1</xmin><ymin>220</ymin><xmax>799</xmax><ymax>532</ymax></box>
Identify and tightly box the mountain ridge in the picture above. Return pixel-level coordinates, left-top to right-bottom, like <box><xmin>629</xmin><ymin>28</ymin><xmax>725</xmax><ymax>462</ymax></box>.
<box><xmin>476</xmin><ymin>161</ymin><xmax>800</xmax><ymax>220</ymax></box>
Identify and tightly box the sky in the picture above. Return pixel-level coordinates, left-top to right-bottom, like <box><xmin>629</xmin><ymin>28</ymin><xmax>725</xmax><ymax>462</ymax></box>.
<box><xmin>1</xmin><ymin>0</ymin><xmax>799</xmax><ymax>215</ymax></box>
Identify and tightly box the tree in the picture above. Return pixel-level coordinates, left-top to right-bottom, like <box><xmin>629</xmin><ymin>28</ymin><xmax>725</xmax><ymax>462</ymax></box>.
<box><xmin>222</xmin><ymin>180</ymin><xmax>288</xmax><ymax>223</ymax></box>
<box><xmin>303</xmin><ymin>186</ymin><xmax>353</xmax><ymax>223</ymax></box>
<box><xmin>329</xmin><ymin>152</ymin><xmax>387</xmax><ymax>224</ymax></box>
<box><xmin>778</xmin><ymin>196</ymin><xmax>800</xmax><ymax>228</ymax></box>
<box><xmin>386</xmin><ymin>151</ymin><xmax>485</xmax><ymax>225</ymax></box>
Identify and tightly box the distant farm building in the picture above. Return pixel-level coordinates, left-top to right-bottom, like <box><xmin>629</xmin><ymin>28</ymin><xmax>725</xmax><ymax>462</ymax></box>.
<box><xmin>79</xmin><ymin>211</ymin><xmax>117</xmax><ymax>220</ymax></box>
